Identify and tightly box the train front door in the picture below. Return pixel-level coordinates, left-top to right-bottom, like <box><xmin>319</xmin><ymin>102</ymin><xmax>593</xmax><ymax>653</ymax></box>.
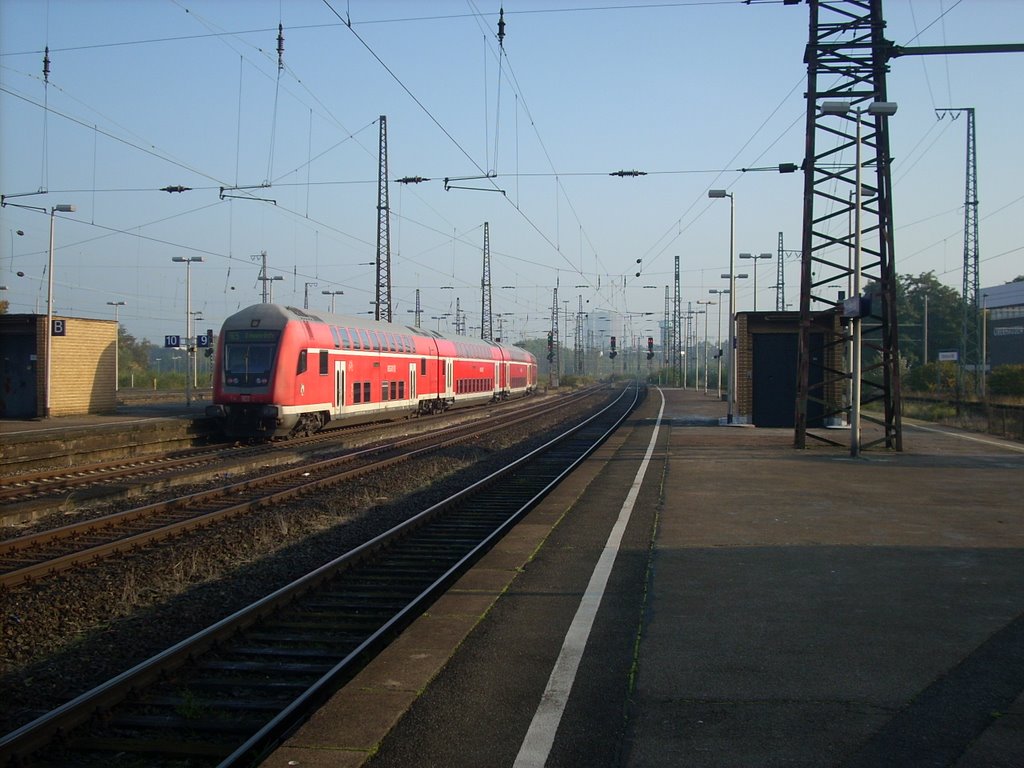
<box><xmin>335</xmin><ymin>362</ymin><xmax>345</xmax><ymax>412</ymax></box>
<box><xmin>409</xmin><ymin>363</ymin><xmax>417</xmax><ymax>401</ymax></box>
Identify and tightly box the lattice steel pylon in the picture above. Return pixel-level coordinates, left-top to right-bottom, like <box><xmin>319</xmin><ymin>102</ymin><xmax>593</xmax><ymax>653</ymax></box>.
<box><xmin>936</xmin><ymin>108</ymin><xmax>980</xmax><ymax>390</ymax></box>
<box><xmin>795</xmin><ymin>0</ymin><xmax>901</xmax><ymax>452</ymax></box>
<box><xmin>663</xmin><ymin>286</ymin><xmax>670</xmax><ymax>365</ymax></box>
<box><xmin>481</xmin><ymin>222</ymin><xmax>493</xmax><ymax>341</ymax></box>
<box><xmin>375</xmin><ymin>115</ymin><xmax>392</xmax><ymax>323</ymax></box>
<box><xmin>777</xmin><ymin>232</ymin><xmax>801</xmax><ymax>312</ymax></box>
<box><xmin>549</xmin><ymin>286</ymin><xmax>559</xmax><ymax>388</ymax></box>
<box><xmin>673</xmin><ymin>253</ymin><xmax>682</xmax><ymax>385</ymax></box>
<box><xmin>575</xmin><ymin>295</ymin><xmax>584</xmax><ymax>374</ymax></box>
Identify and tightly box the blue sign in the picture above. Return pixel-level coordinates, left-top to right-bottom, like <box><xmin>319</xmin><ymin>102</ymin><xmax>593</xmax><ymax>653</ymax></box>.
<box><xmin>197</xmin><ymin>334</ymin><xmax>211</xmax><ymax>348</ymax></box>
<box><xmin>164</xmin><ymin>334</ymin><xmax>181</xmax><ymax>348</ymax></box>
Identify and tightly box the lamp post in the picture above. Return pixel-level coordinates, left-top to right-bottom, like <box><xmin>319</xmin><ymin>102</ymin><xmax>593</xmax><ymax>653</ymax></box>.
<box><xmin>171</xmin><ymin>255</ymin><xmax>204</xmax><ymax>407</ymax></box>
<box><xmin>709</xmin><ymin>288</ymin><xmax>729</xmax><ymax>401</ymax></box>
<box><xmin>191</xmin><ymin>311</ymin><xmax>204</xmax><ymax>388</ymax></box>
<box><xmin>820</xmin><ymin>99</ymin><xmax>898</xmax><ymax>456</ymax></box>
<box><xmin>739</xmin><ymin>252</ymin><xmax>772</xmax><ymax>311</ymax></box>
<box><xmin>43</xmin><ymin>204</ymin><xmax>76</xmax><ymax>417</ymax></box>
<box><xmin>697</xmin><ymin>299</ymin><xmax>715</xmax><ymax>394</ymax></box>
<box><xmin>981</xmin><ymin>293</ymin><xmax>989</xmax><ymax>399</ymax></box>
<box><xmin>106</xmin><ymin>300</ymin><xmax>126</xmax><ymax>391</ymax></box>
<box><xmin>708</xmin><ymin>189</ymin><xmax>736</xmax><ymax>423</ymax></box>
<box><xmin>322</xmin><ymin>289</ymin><xmax>344</xmax><ymax>312</ymax></box>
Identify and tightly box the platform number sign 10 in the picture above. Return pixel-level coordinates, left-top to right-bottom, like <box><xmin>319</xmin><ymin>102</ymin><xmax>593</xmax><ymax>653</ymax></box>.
<box><xmin>164</xmin><ymin>335</ymin><xmax>181</xmax><ymax>348</ymax></box>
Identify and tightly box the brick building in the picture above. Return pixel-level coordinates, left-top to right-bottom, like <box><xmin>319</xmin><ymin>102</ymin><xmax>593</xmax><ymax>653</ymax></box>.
<box><xmin>0</xmin><ymin>314</ymin><xmax>117</xmax><ymax>418</ymax></box>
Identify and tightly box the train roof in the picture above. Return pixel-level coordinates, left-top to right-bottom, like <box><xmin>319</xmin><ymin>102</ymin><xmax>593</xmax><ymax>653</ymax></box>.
<box><xmin>222</xmin><ymin>304</ymin><xmax>534</xmax><ymax>357</ymax></box>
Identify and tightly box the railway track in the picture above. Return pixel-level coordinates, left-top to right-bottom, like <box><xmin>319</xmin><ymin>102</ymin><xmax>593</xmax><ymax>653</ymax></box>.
<box><xmin>0</xmin><ymin>390</ymin><xmax>597</xmax><ymax>589</ymax></box>
<box><xmin>0</xmin><ymin>394</ymin><xmax>555</xmax><ymax>510</ymax></box>
<box><xmin>0</xmin><ymin>382</ymin><xmax>642</xmax><ymax>767</ymax></box>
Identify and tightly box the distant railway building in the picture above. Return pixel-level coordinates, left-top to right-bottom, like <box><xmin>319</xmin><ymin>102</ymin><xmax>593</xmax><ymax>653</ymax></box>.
<box><xmin>984</xmin><ymin>282</ymin><xmax>1024</xmax><ymax>368</ymax></box>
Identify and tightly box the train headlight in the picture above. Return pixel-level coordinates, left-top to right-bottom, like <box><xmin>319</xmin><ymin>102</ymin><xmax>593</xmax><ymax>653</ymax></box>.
<box><xmin>205</xmin><ymin>405</ymin><xmax>225</xmax><ymax>419</ymax></box>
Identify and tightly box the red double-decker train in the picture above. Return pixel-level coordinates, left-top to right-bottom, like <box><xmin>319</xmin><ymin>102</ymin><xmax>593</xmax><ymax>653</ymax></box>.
<box><xmin>206</xmin><ymin>304</ymin><xmax>538</xmax><ymax>439</ymax></box>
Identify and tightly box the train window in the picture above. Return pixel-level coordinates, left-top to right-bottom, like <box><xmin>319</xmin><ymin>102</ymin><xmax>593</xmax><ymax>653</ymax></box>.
<box><xmin>297</xmin><ymin>349</ymin><xmax>308</xmax><ymax>375</ymax></box>
<box><xmin>381</xmin><ymin>382</ymin><xmax>389</xmax><ymax>401</ymax></box>
<box><xmin>383</xmin><ymin>333</ymin><xmax>393</xmax><ymax>351</ymax></box>
<box><xmin>330</xmin><ymin>326</ymin><xmax>340</xmax><ymax>349</ymax></box>
<box><xmin>390</xmin><ymin>381</ymin><xmax>397</xmax><ymax>399</ymax></box>
<box><xmin>421</xmin><ymin>358</ymin><xmax>427</xmax><ymax>376</ymax></box>
<box><xmin>360</xmin><ymin>329</ymin><xmax>372</xmax><ymax>350</ymax></box>
<box><xmin>398</xmin><ymin>381</ymin><xmax>405</xmax><ymax>398</ymax></box>
<box><xmin>363</xmin><ymin>382</ymin><xmax>371</xmax><ymax>402</ymax></box>
<box><xmin>340</xmin><ymin>328</ymin><xmax>351</xmax><ymax>349</ymax></box>
<box><xmin>352</xmin><ymin>382</ymin><xmax>362</xmax><ymax>403</ymax></box>
<box><xmin>319</xmin><ymin>350</ymin><xmax>328</xmax><ymax>375</ymax></box>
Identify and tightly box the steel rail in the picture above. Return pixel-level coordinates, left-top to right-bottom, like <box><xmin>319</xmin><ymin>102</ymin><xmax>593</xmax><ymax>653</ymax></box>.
<box><xmin>0</xmin><ymin>383</ymin><xmax>639</xmax><ymax>766</ymax></box>
<box><xmin>0</xmin><ymin>390</ymin><xmax>598</xmax><ymax>589</ymax></box>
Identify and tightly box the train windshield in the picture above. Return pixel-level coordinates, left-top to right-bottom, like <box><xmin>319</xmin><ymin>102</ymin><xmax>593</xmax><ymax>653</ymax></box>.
<box><xmin>222</xmin><ymin>329</ymin><xmax>280</xmax><ymax>387</ymax></box>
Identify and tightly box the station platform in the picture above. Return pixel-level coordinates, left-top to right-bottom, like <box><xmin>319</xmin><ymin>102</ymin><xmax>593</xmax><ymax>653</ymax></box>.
<box><xmin>0</xmin><ymin>398</ymin><xmax>208</xmax><ymax>437</ymax></box>
<box><xmin>264</xmin><ymin>386</ymin><xmax>1024</xmax><ymax>768</ymax></box>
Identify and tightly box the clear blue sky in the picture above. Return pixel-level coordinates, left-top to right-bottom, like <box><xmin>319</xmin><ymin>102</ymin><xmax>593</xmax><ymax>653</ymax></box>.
<box><xmin>2</xmin><ymin>0</ymin><xmax>1022</xmax><ymax>345</ymax></box>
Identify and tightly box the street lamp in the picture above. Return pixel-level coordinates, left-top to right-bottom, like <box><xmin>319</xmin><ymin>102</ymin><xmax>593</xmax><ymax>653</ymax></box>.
<box><xmin>708</xmin><ymin>189</ymin><xmax>736</xmax><ymax>423</ymax></box>
<box><xmin>107</xmin><ymin>300</ymin><xmax>126</xmax><ymax>391</ymax></box>
<box><xmin>739</xmin><ymin>252</ymin><xmax>772</xmax><ymax>311</ymax></box>
<box><xmin>696</xmin><ymin>299</ymin><xmax>715</xmax><ymax>395</ymax></box>
<box><xmin>709</xmin><ymin>288</ymin><xmax>729</xmax><ymax>400</ymax></box>
<box><xmin>820</xmin><ymin>99</ymin><xmax>898</xmax><ymax>457</ymax></box>
<box><xmin>44</xmin><ymin>204</ymin><xmax>76</xmax><ymax>417</ymax></box>
<box><xmin>171</xmin><ymin>255</ymin><xmax>204</xmax><ymax>408</ymax></box>
<box><xmin>322</xmin><ymin>289</ymin><xmax>344</xmax><ymax>312</ymax></box>
<box><xmin>191</xmin><ymin>312</ymin><xmax>205</xmax><ymax>388</ymax></box>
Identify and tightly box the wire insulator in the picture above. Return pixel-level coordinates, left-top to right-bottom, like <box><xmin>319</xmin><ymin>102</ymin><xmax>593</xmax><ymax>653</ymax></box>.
<box><xmin>43</xmin><ymin>45</ymin><xmax>50</xmax><ymax>82</ymax></box>
<box><xmin>277</xmin><ymin>23</ymin><xmax>284</xmax><ymax>71</ymax></box>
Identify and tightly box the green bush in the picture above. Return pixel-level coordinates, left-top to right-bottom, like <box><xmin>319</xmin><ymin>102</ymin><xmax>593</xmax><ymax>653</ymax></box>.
<box><xmin>988</xmin><ymin>365</ymin><xmax>1024</xmax><ymax>398</ymax></box>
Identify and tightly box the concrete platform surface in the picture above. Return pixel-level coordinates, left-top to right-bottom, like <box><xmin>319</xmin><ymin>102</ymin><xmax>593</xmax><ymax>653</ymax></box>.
<box><xmin>262</xmin><ymin>386</ymin><xmax>1024</xmax><ymax>768</ymax></box>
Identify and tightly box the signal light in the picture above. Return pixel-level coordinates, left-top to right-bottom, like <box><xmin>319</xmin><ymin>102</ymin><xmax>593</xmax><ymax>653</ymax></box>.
<box><xmin>647</xmin><ymin>336</ymin><xmax>654</xmax><ymax>360</ymax></box>
<box><xmin>609</xmin><ymin>336</ymin><xmax>617</xmax><ymax>359</ymax></box>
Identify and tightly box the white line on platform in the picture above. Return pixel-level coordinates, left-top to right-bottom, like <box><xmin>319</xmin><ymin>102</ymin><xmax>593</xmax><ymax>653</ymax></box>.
<box><xmin>908</xmin><ymin>422</ymin><xmax>1024</xmax><ymax>453</ymax></box>
<box><xmin>513</xmin><ymin>388</ymin><xmax>665</xmax><ymax>768</ymax></box>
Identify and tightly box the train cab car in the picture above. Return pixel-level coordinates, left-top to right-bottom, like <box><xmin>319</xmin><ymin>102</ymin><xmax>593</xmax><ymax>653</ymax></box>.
<box><xmin>207</xmin><ymin>304</ymin><xmax>536</xmax><ymax>440</ymax></box>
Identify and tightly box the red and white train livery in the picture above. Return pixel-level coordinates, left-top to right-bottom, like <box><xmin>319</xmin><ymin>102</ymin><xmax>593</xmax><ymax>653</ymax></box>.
<box><xmin>206</xmin><ymin>303</ymin><xmax>537</xmax><ymax>439</ymax></box>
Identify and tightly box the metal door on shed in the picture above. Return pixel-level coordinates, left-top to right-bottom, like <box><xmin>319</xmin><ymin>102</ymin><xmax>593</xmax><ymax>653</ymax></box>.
<box><xmin>752</xmin><ymin>332</ymin><xmax>824</xmax><ymax>428</ymax></box>
<box><xmin>0</xmin><ymin>333</ymin><xmax>38</xmax><ymax>418</ymax></box>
